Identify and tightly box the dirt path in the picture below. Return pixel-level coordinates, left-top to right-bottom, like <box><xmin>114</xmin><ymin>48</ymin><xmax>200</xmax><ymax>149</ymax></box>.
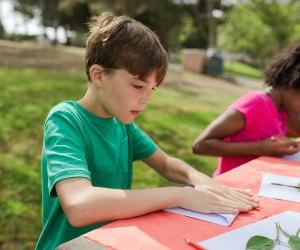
<box><xmin>164</xmin><ymin>68</ymin><xmax>259</xmax><ymax>97</ymax></box>
<box><xmin>0</xmin><ymin>39</ymin><xmax>260</xmax><ymax>97</ymax></box>
<box><xmin>0</xmin><ymin>39</ymin><xmax>85</xmax><ymax>72</ymax></box>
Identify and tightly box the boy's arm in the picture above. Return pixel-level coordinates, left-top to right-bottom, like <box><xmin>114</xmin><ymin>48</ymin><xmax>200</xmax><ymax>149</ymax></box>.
<box><xmin>56</xmin><ymin>178</ymin><xmax>180</xmax><ymax>227</ymax></box>
<box><xmin>143</xmin><ymin>148</ymin><xmax>258</xmax><ymax>206</ymax></box>
<box><xmin>192</xmin><ymin>109</ymin><xmax>299</xmax><ymax>157</ymax></box>
<box><xmin>56</xmin><ymin>151</ymin><xmax>258</xmax><ymax>228</ymax></box>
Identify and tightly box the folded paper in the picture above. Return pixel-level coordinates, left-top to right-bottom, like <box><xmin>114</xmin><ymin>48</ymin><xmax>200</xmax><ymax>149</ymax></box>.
<box><xmin>165</xmin><ymin>207</ymin><xmax>238</xmax><ymax>226</ymax></box>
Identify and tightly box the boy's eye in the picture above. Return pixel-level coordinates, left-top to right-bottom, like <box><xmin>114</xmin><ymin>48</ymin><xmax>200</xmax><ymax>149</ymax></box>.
<box><xmin>132</xmin><ymin>84</ymin><xmax>157</xmax><ymax>91</ymax></box>
<box><xmin>132</xmin><ymin>85</ymin><xmax>143</xmax><ymax>89</ymax></box>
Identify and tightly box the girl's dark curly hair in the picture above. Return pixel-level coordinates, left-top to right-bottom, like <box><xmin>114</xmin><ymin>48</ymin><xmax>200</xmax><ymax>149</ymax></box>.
<box><xmin>264</xmin><ymin>42</ymin><xmax>300</xmax><ymax>90</ymax></box>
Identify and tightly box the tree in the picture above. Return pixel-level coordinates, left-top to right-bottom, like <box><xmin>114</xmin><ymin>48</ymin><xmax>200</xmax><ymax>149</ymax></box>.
<box><xmin>250</xmin><ymin>0</ymin><xmax>300</xmax><ymax>51</ymax></box>
<box><xmin>12</xmin><ymin>0</ymin><xmax>38</xmax><ymax>19</ymax></box>
<box><xmin>217</xmin><ymin>4</ymin><xmax>276</xmax><ymax>66</ymax></box>
<box><xmin>134</xmin><ymin>0</ymin><xmax>183</xmax><ymax>51</ymax></box>
<box><xmin>0</xmin><ymin>20</ymin><xmax>5</xmax><ymax>39</ymax></box>
<box><xmin>177</xmin><ymin>0</ymin><xmax>227</xmax><ymax>49</ymax></box>
<box><xmin>217</xmin><ymin>0</ymin><xmax>300</xmax><ymax>66</ymax></box>
<box><xmin>56</xmin><ymin>1</ymin><xmax>91</xmax><ymax>46</ymax></box>
<box><xmin>88</xmin><ymin>0</ymin><xmax>184</xmax><ymax>51</ymax></box>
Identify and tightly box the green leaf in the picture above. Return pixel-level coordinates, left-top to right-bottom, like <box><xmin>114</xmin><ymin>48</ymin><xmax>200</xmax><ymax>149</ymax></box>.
<box><xmin>277</xmin><ymin>223</ymin><xmax>300</xmax><ymax>250</ymax></box>
<box><xmin>246</xmin><ymin>235</ymin><xmax>275</xmax><ymax>250</ymax></box>
<box><xmin>288</xmin><ymin>236</ymin><xmax>300</xmax><ymax>250</ymax></box>
<box><xmin>276</xmin><ymin>223</ymin><xmax>291</xmax><ymax>238</ymax></box>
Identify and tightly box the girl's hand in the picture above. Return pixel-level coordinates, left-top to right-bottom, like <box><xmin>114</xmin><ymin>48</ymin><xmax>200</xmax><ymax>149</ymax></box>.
<box><xmin>260</xmin><ymin>136</ymin><xmax>300</xmax><ymax>156</ymax></box>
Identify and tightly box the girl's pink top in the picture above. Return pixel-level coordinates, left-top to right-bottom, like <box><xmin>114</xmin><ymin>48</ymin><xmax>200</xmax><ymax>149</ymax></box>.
<box><xmin>214</xmin><ymin>91</ymin><xmax>286</xmax><ymax>176</ymax></box>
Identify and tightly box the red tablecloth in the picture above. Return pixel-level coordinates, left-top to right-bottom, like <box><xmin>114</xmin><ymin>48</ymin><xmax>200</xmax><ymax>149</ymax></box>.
<box><xmin>84</xmin><ymin>157</ymin><xmax>300</xmax><ymax>250</ymax></box>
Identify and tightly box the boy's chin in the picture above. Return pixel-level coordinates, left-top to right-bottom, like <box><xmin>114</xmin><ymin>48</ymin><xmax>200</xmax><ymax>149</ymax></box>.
<box><xmin>115</xmin><ymin>116</ymin><xmax>134</xmax><ymax>125</ymax></box>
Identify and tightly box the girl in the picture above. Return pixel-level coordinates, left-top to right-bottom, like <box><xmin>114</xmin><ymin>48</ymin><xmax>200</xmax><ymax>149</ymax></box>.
<box><xmin>192</xmin><ymin>43</ymin><xmax>300</xmax><ymax>176</ymax></box>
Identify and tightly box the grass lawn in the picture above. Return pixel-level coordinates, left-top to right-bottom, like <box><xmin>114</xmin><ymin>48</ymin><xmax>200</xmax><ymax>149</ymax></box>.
<box><xmin>0</xmin><ymin>61</ymin><xmax>251</xmax><ymax>249</ymax></box>
<box><xmin>224</xmin><ymin>60</ymin><xmax>263</xmax><ymax>79</ymax></box>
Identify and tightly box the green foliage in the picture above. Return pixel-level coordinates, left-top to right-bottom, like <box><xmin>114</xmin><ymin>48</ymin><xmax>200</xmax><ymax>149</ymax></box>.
<box><xmin>246</xmin><ymin>223</ymin><xmax>300</xmax><ymax>250</ymax></box>
<box><xmin>218</xmin><ymin>4</ymin><xmax>275</xmax><ymax>65</ymax></box>
<box><xmin>250</xmin><ymin>0</ymin><xmax>300</xmax><ymax>48</ymax></box>
<box><xmin>246</xmin><ymin>235</ymin><xmax>275</xmax><ymax>250</ymax></box>
<box><xmin>218</xmin><ymin>0</ymin><xmax>300</xmax><ymax>65</ymax></box>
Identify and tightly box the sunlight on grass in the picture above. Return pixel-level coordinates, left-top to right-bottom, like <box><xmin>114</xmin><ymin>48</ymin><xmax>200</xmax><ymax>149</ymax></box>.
<box><xmin>224</xmin><ymin>60</ymin><xmax>263</xmax><ymax>79</ymax></box>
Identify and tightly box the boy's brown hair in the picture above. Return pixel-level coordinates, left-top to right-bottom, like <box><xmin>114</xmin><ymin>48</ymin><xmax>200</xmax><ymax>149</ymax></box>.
<box><xmin>264</xmin><ymin>42</ymin><xmax>300</xmax><ymax>90</ymax></box>
<box><xmin>85</xmin><ymin>12</ymin><xmax>168</xmax><ymax>85</ymax></box>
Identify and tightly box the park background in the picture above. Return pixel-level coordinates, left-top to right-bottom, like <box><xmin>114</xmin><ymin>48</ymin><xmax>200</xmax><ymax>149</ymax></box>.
<box><xmin>0</xmin><ymin>0</ymin><xmax>299</xmax><ymax>249</ymax></box>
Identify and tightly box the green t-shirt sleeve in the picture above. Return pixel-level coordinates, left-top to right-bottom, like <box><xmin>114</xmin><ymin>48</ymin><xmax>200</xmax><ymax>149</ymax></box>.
<box><xmin>44</xmin><ymin>111</ymin><xmax>91</xmax><ymax>196</ymax></box>
<box><xmin>128</xmin><ymin>123</ymin><xmax>158</xmax><ymax>161</ymax></box>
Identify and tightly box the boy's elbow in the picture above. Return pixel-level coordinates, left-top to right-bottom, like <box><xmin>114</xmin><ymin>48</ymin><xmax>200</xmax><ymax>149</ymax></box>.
<box><xmin>63</xmin><ymin>202</ymin><xmax>92</xmax><ymax>227</ymax></box>
<box><xmin>67</xmin><ymin>213</ymin><xmax>85</xmax><ymax>228</ymax></box>
<box><xmin>64</xmin><ymin>200</ymin><xmax>109</xmax><ymax>227</ymax></box>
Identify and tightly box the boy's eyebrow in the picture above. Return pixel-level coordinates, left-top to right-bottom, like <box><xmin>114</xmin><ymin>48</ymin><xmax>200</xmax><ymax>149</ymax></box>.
<box><xmin>132</xmin><ymin>76</ymin><xmax>149</xmax><ymax>84</ymax></box>
<box><xmin>132</xmin><ymin>76</ymin><xmax>158</xmax><ymax>86</ymax></box>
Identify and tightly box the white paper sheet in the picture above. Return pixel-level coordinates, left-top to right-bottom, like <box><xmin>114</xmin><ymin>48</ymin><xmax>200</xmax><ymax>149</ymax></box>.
<box><xmin>282</xmin><ymin>150</ymin><xmax>300</xmax><ymax>162</ymax></box>
<box><xmin>199</xmin><ymin>211</ymin><xmax>300</xmax><ymax>250</ymax></box>
<box><xmin>165</xmin><ymin>207</ymin><xmax>238</xmax><ymax>226</ymax></box>
<box><xmin>258</xmin><ymin>173</ymin><xmax>300</xmax><ymax>202</ymax></box>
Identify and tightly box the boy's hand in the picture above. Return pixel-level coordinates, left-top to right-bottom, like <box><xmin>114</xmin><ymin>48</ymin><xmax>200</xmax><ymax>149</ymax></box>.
<box><xmin>178</xmin><ymin>183</ymin><xmax>259</xmax><ymax>214</ymax></box>
<box><xmin>177</xmin><ymin>174</ymin><xmax>259</xmax><ymax>214</ymax></box>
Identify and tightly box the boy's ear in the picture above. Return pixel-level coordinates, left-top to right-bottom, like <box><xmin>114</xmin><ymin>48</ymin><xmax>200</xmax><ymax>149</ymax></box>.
<box><xmin>89</xmin><ymin>64</ymin><xmax>104</xmax><ymax>87</ymax></box>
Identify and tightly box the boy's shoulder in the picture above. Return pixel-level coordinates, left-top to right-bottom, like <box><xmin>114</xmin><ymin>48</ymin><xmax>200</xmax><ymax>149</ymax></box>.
<box><xmin>49</xmin><ymin>100</ymin><xmax>75</xmax><ymax>113</ymax></box>
<box><xmin>46</xmin><ymin>101</ymin><xmax>78</xmax><ymax>120</ymax></box>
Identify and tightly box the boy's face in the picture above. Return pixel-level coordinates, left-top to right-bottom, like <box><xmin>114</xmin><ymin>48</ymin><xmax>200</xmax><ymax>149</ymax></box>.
<box><xmin>98</xmin><ymin>69</ymin><xmax>158</xmax><ymax>124</ymax></box>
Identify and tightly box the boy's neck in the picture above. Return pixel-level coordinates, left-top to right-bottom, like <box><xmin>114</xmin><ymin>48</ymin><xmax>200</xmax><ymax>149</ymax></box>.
<box><xmin>77</xmin><ymin>88</ymin><xmax>112</xmax><ymax>119</ymax></box>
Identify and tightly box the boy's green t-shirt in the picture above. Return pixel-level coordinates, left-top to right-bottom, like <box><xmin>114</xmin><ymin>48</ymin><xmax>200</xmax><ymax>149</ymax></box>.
<box><xmin>36</xmin><ymin>101</ymin><xmax>157</xmax><ymax>250</ymax></box>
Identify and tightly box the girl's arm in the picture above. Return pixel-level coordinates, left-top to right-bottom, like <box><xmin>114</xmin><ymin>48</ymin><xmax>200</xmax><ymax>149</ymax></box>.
<box><xmin>287</xmin><ymin>116</ymin><xmax>300</xmax><ymax>137</ymax></box>
<box><xmin>192</xmin><ymin>109</ymin><xmax>299</xmax><ymax>157</ymax></box>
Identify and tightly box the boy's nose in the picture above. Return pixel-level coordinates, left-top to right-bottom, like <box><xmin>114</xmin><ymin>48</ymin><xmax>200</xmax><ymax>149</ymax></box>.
<box><xmin>139</xmin><ymin>91</ymin><xmax>151</xmax><ymax>105</ymax></box>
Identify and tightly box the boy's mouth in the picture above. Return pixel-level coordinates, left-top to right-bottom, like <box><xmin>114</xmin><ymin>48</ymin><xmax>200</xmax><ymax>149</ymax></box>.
<box><xmin>131</xmin><ymin>110</ymin><xmax>141</xmax><ymax>116</ymax></box>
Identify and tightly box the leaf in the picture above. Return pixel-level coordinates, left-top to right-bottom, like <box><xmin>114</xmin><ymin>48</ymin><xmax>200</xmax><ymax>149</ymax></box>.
<box><xmin>288</xmin><ymin>235</ymin><xmax>300</xmax><ymax>250</ymax></box>
<box><xmin>276</xmin><ymin>223</ymin><xmax>291</xmax><ymax>238</ymax></box>
<box><xmin>277</xmin><ymin>223</ymin><xmax>300</xmax><ymax>250</ymax></box>
<box><xmin>246</xmin><ymin>235</ymin><xmax>275</xmax><ymax>250</ymax></box>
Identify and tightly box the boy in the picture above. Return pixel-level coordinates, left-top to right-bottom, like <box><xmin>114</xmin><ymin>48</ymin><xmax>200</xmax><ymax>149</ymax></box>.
<box><xmin>36</xmin><ymin>12</ymin><xmax>258</xmax><ymax>249</ymax></box>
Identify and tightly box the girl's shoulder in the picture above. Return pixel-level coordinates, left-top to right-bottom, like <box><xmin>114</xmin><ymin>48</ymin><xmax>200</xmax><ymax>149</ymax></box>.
<box><xmin>232</xmin><ymin>90</ymin><xmax>267</xmax><ymax>106</ymax></box>
<box><xmin>244</xmin><ymin>90</ymin><xmax>267</xmax><ymax>99</ymax></box>
<box><xmin>230</xmin><ymin>91</ymin><xmax>274</xmax><ymax>114</ymax></box>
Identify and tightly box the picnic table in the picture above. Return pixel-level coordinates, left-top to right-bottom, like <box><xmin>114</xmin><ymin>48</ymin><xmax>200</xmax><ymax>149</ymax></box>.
<box><xmin>57</xmin><ymin>156</ymin><xmax>300</xmax><ymax>250</ymax></box>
